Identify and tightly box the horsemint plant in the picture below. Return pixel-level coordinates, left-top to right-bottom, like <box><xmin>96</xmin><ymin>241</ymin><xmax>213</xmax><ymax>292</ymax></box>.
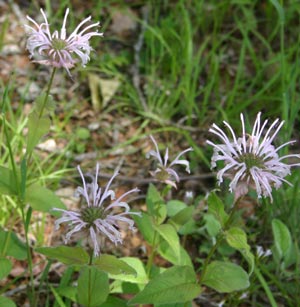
<box><xmin>38</xmin><ymin>136</ymin><xmax>202</xmax><ymax>307</ymax></box>
<box><xmin>37</xmin><ymin>164</ymin><xmax>141</xmax><ymax>306</ymax></box>
<box><xmin>1</xmin><ymin>5</ymin><xmax>299</xmax><ymax>307</ymax></box>
<box><xmin>201</xmin><ymin>112</ymin><xmax>300</xmax><ymax>303</ymax></box>
<box><xmin>0</xmin><ymin>7</ymin><xmax>103</xmax><ymax>307</ymax></box>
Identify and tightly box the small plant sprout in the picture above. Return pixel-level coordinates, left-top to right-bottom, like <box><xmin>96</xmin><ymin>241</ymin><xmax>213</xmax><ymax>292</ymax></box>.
<box><xmin>53</xmin><ymin>164</ymin><xmax>140</xmax><ymax>257</ymax></box>
<box><xmin>146</xmin><ymin>135</ymin><xmax>193</xmax><ymax>188</ymax></box>
<box><xmin>25</xmin><ymin>8</ymin><xmax>103</xmax><ymax>76</ymax></box>
<box><xmin>207</xmin><ymin>112</ymin><xmax>300</xmax><ymax>202</ymax></box>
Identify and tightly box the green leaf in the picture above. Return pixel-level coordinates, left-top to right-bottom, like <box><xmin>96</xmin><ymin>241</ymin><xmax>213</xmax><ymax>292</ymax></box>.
<box><xmin>158</xmin><ymin>241</ymin><xmax>193</xmax><ymax>267</ymax></box>
<box><xmin>50</xmin><ymin>285</ymin><xmax>67</xmax><ymax>307</ymax></box>
<box><xmin>109</xmin><ymin>257</ymin><xmax>148</xmax><ymax>285</ymax></box>
<box><xmin>225</xmin><ymin>227</ymin><xmax>249</xmax><ymax>250</ymax></box>
<box><xmin>110</xmin><ymin>279</ymin><xmax>141</xmax><ymax>294</ymax></box>
<box><xmin>25</xmin><ymin>184</ymin><xmax>66</xmax><ymax>213</ymax></box>
<box><xmin>178</xmin><ymin>219</ymin><xmax>199</xmax><ymax>235</ymax></box>
<box><xmin>57</xmin><ymin>286</ymin><xmax>77</xmax><ymax>302</ymax></box>
<box><xmin>133</xmin><ymin>212</ymin><xmax>155</xmax><ymax>244</ymax></box>
<box><xmin>202</xmin><ymin>261</ymin><xmax>250</xmax><ymax>293</ymax></box>
<box><xmin>128</xmin><ymin>266</ymin><xmax>201</xmax><ymax>305</ymax></box>
<box><xmin>20</xmin><ymin>159</ymin><xmax>27</xmax><ymax>200</ymax></box>
<box><xmin>77</xmin><ymin>266</ymin><xmax>109</xmax><ymax>307</ymax></box>
<box><xmin>204</xmin><ymin>214</ymin><xmax>221</xmax><ymax>237</ymax></box>
<box><xmin>169</xmin><ymin>206</ymin><xmax>194</xmax><ymax>230</ymax></box>
<box><xmin>240</xmin><ymin>249</ymin><xmax>255</xmax><ymax>275</ymax></box>
<box><xmin>0</xmin><ymin>230</ymin><xmax>27</xmax><ymax>260</ymax></box>
<box><xmin>166</xmin><ymin>200</ymin><xmax>187</xmax><ymax>216</ymax></box>
<box><xmin>155</xmin><ymin>224</ymin><xmax>181</xmax><ymax>260</ymax></box>
<box><xmin>36</xmin><ymin>246</ymin><xmax>89</xmax><ymax>265</ymax></box>
<box><xmin>34</xmin><ymin>93</ymin><xmax>56</xmax><ymax>113</ymax></box>
<box><xmin>155</xmin><ymin>303</ymin><xmax>193</xmax><ymax>307</ymax></box>
<box><xmin>207</xmin><ymin>192</ymin><xmax>228</xmax><ymax>227</ymax></box>
<box><xmin>98</xmin><ymin>295</ymin><xmax>127</xmax><ymax>307</ymax></box>
<box><xmin>225</xmin><ymin>227</ymin><xmax>254</xmax><ymax>274</ymax></box>
<box><xmin>146</xmin><ymin>184</ymin><xmax>164</xmax><ymax>216</ymax></box>
<box><xmin>93</xmin><ymin>254</ymin><xmax>136</xmax><ymax>275</ymax></box>
<box><xmin>154</xmin><ymin>203</ymin><xmax>167</xmax><ymax>225</ymax></box>
<box><xmin>272</xmin><ymin>218</ymin><xmax>292</xmax><ymax>259</ymax></box>
<box><xmin>0</xmin><ymin>296</ymin><xmax>16</xmax><ymax>307</ymax></box>
<box><xmin>76</xmin><ymin>127</ymin><xmax>90</xmax><ymax>140</ymax></box>
<box><xmin>269</xmin><ymin>0</ymin><xmax>285</xmax><ymax>23</ymax></box>
<box><xmin>0</xmin><ymin>166</ymin><xmax>18</xmax><ymax>195</ymax></box>
<box><xmin>27</xmin><ymin>111</ymin><xmax>51</xmax><ymax>154</ymax></box>
<box><xmin>0</xmin><ymin>257</ymin><xmax>12</xmax><ymax>279</ymax></box>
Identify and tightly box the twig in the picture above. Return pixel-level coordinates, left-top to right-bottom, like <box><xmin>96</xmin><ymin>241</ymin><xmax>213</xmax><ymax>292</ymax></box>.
<box><xmin>98</xmin><ymin>172</ymin><xmax>215</xmax><ymax>185</ymax></box>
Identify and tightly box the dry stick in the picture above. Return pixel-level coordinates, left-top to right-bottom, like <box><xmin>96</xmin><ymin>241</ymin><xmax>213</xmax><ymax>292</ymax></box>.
<box><xmin>132</xmin><ymin>5</ymin><xmax>149</xmax><ymax>112</ymax></box>
<box><xmin>87</xmin><ymin>172</ymin><xmax>215</xmax><ymax>185</ymax></box>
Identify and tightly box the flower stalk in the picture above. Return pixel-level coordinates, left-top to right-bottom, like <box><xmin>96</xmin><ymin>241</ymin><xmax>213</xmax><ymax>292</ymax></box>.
<box><xmin>199</xmin><ymin>197</ymin><xmax>242</xmax><ymax>284</ymax></box>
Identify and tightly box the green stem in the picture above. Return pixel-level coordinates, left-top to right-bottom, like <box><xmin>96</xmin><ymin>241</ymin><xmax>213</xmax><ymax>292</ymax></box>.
<box><xmin>146</xmin><ymin>231</ymin><xmax>158</xmax><ymax>276</ymax></box>
<box><xmin>199</xmin><ymin>197</ymin><xmax>242</xmax><ymax>283</ymax></box>
<box><xmin>161</xmin><ymin>184</ymin><xmax>171</xmax><ymax>198</ymax></box>
<box><xmin>26</xmin><ymin>67</ymin><xmax>56</xmax><ymax>165</ymax></box>
<box><xmin>1</xmin><ymin>208</ymin><xmax>19</xmax><ymax>257</ymax></box>
<box><xmin>21</xmin><ymin>206</ymin><xmax>36</xmax><ymax>307</ymax></box>
<box><xmin>88</xmin><ymin>250</ymin><xmax>94</xmax><ymax>266</ymax></box>
<box><xmin>254</xmin><ymin>266</ymin><xmax>278</xmax><ymax>307</ymax></box>
<box><xmin>39</xmin><ymin>67</ymin><xmax>56</xmax><ymax>118</ymax></box>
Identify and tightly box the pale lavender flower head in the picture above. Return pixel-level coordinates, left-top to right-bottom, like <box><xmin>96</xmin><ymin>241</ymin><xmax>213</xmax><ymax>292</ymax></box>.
<box><xmin>256</xmin><ymin>245</ymin><xmax>272</xmax><ymax>258</ymax></box>
<box><xmin>25</xmin><ymin>8</ymin><xmax>103</xmax><ymax>76</ymax></box>
<box><xmin>207</xmin><ymin>112</ymin><xmax>300</xmax><ymax>202</ymax></box>
<box><xmin>146</xmin><ymin>135</ymin><xmax>193</xmax><ymax>188</ymax></box>
<box><xmin>53</xmin><ymin>164</ymin><xmax>140</xmax><ymax>257</ymax></box>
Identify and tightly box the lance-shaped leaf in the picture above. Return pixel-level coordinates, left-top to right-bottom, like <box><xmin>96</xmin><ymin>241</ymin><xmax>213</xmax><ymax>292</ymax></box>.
<box><xmin>77</xmin><ymin>266</ymin><xmax>109</xmax><ymax>307</ymax></box>
<box><xmin>0</xmin><ymin>230</ymin><xmax>27</xmax><ymax>260</ymax></box>
<box><xmin>0</xmin><ymin>166</ymin><xmax>18</xmax><ymax>195</ymax></box>
<box><xmin>207</xmin><ymin>192</ymin><xmax>228</xmax><ymax>227</ymax></box>
<box><xmin>94</xmin><ymin>254</ymin><xmax>136</xmax><ymax>275</ymax></box>
<box><xmin>36</xmin><ymin>246</ymin><xmax>89</xmax><ymax>265</ymax></box>
<box><xmin>272</xmin><ymin>218</ymin><xmax>292</xmax><ymax>259</ymax></box>
<box><xmin>27</xmin><ymin>111</ymin><xmax>51</xmax><ymax>154</ymax></box>
<box><xmin>225</xmin><ymin>227</ymin><xmax>254</xmax><ymax>274</ymax></box>
<box><xmin>202</xmin><ymin>261</ymin><xmax>249</xmax><ymax>293</ymax></box>
<box><xmin>155</xmin><ymin>224</ymin><xmax>181</xmax><ymax>261</ymax></box>
<box><xmin>128</xmin><ymin>266</ymin><xmax>201</xmax><ymax>305</ymax></box>
<box><xmin>25</xmin><ymin>184</ymin><xmax>66</xmax><ymax>213</ymax></box>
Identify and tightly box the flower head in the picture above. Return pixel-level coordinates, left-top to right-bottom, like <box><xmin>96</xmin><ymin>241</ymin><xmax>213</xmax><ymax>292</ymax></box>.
<box><xmin>25</xmin><ymin>8</ymin><xmax>103</xmax><ymax>76</ymax></box>
<box><xmin>146</xmin><ymin>135</ymin><xmax>193</xmax><ymax>188</ymax></box>
<box><xmin>207</xmin><ymin>112</ymin><xmax>300</xmax><ymax>202</ymax></box>
<box><xmin>54</xmin><ymin>164</ymin><xmax>140</xmax><ymax>257</ymax></box>
<box><xmin>256</xmin><ymin>245</ymin><xmax>272</xmax><ymax>258</ymax></box>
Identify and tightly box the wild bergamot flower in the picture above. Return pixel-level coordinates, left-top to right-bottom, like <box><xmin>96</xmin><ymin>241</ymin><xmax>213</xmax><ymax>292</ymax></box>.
<box><xmin>25</xmin><ymin>8</ymin><xmax>103</xmax><ymax>76</ymax></box>
<box><xmin>146</xmin><ymin>135</ymin><xmax>193</xmax><ymax>188</ymax></box>
<box><xmin>54</xmin><ymin>164</ymin><xmax>140</xmax><ymax>257</ymax></box>
<box><xmin>207</xmin><ymin>112</ymin><xmax>300</xmax><ymax>202</ymax></box>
